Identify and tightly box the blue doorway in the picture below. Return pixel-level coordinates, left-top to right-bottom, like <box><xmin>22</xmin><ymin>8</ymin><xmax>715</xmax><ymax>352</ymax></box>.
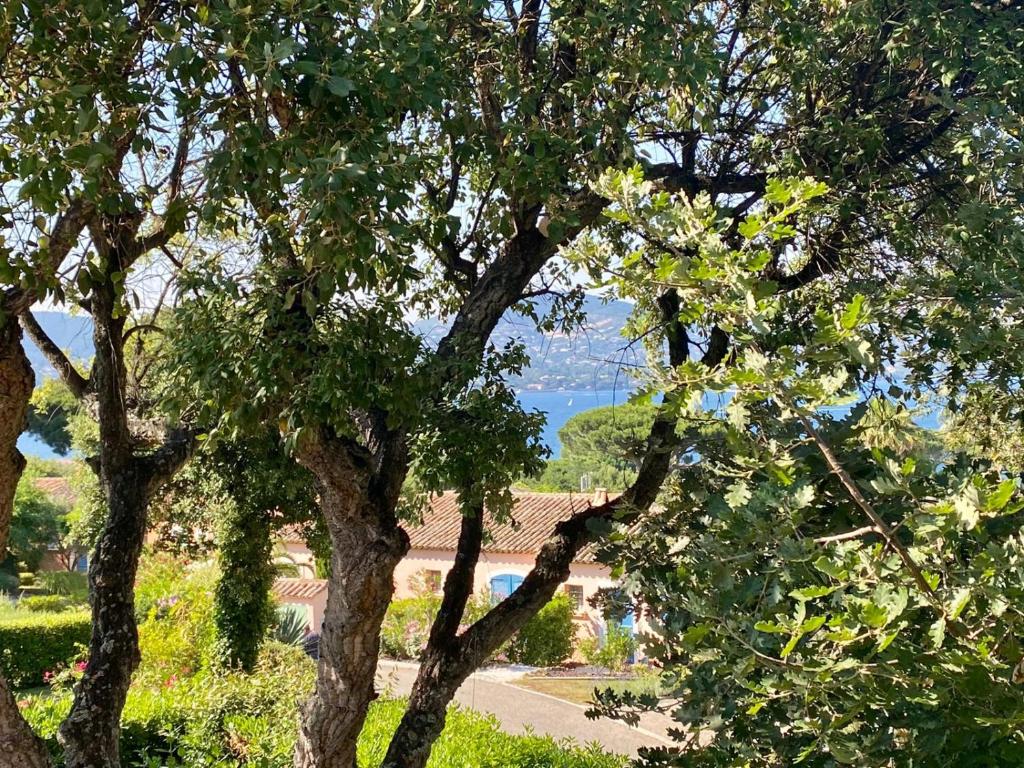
<box><xmin>490</xmin><ymin>573</ymin><xmax>524</xmax><ymax>603</ymax></box>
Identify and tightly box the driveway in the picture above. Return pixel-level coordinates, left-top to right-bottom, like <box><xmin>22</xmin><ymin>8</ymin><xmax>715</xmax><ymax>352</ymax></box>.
<box><xmin>375</xmin><ymin>660</ymin><xmax>675</xmax><ymax>758</ymax></box>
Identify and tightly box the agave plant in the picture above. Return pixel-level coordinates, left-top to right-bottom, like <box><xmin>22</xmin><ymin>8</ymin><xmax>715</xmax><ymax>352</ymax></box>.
<box><xmin>273</xmin><ymin>605</ymin><xmax>308</xmax><ymax>646</ymax></box>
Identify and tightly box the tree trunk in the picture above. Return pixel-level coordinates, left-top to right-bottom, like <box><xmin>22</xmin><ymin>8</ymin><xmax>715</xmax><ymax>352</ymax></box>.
<box><xmin>294</xmin><ymin>436</ymin><xmax>409</xmax><ymax>768</ymax></box>
<box><xmin>58</xmin><ymin>285</ymin><xmax>150</xmax><ymax>768</ymax></box>
<box><xmin>0</xmin><ymin>317</ymin><xmax>33</xmax><ymax>560</ymax></box>
<box><xmin>0</xmin><ymin>318</ymin><xmax>52</xmax><ymax>768</ymax></box>
<box><xmin>381</xmin><ymin>648</ymin><xmax>464</xmax><ymax>768</ymax></box>
<box><xmin>382</xmin><ymin>292</ymin><xmax>702</xmax><ymax>768</ymax></box>
<box><xmin>57</xmin><ymin>467</ymin><xmax>150</xmax><ymax>768</ymax></box>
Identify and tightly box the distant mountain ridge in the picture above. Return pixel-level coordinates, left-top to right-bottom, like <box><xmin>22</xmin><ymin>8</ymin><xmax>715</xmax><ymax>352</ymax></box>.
<box><xmin>21</xmin><ymin>299</ymin><xmax>640</xmax><ymax>391</ymax></box>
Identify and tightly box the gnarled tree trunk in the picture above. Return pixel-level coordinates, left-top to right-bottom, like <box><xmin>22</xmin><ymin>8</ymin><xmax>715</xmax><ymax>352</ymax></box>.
<box><xmin>56</xmin><ymin>471</ymin><xmax>150</xmax><ymax>768</ymax></box>
<box><xmin>294</xmin><ymin>432</ymin><xmax>409</xmax><ymax>768</ymax></box>
<box><xmin>52</xmin><ymin>282</ymin><xmax>195</xmax><ymax>768</ymax></box>
<box><xmin>0</xmin><ymin>317</ymin><xmax>52</xmax><ymax>768</ymax></box>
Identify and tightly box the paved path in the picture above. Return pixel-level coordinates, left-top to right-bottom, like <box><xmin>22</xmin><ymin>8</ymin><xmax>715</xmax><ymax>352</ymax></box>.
<box><xmin>375</xmin><ymin>661</ymin><xmax>674</xmax><ymax>758</ymax></box>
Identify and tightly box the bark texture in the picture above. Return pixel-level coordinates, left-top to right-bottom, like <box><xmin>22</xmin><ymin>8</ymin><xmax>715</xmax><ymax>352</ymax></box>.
<box><xmin>0</xmin><ymin>317</ymin><xmax>52</xmax><ymax>768</ymax></box>
<box><xmin>294</xmin><ymin>431</ymin><xmax>410</xmax><ymax>768</ymax></box>
<box><xmin>0</xmin><ymin>317</ymin><xmax>33</xmax><ymax>559</ymax></box>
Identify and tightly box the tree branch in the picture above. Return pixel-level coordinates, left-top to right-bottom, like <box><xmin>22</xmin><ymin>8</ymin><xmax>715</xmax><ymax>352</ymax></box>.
<box><xmin>18</xmin><ymin>310</ymin><xmax>90</xmax><ymax>398</ymax></box>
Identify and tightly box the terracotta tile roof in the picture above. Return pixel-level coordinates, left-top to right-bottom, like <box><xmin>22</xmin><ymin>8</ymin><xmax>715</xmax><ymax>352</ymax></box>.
<box><xmin>406</xmin><ymin>490</ymin><xmax>616</xmax><ymax>564</ymax></box>
<box><xmin>33</xmin><ymin>476</ymin><xmax>77</xmax><ymax>507</ymax></box>
<box><xmin>277</xmin><ymin>523</ymin><xmax>307</xmax><ymax>544</ymax></box>
<box><xmin>273</xmin><ymin>577</ymin><xmax>327</xmax><ymax>600</ymax></box>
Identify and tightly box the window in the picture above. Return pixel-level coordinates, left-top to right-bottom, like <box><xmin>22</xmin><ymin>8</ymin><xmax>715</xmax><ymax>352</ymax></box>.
<box><xmin>425</xmin><ymin>569</ymin><xmax>442</xmax><ymax>593</ymax></box>
<box><xmin>564</xmin><ymin>584</ymin><xmax>584</xmax><ymax>613</ymax></box>
<box><xmin>489</xmin><ymin>573</ymin><xmax>524</xmax><ymax>603</ymax></box>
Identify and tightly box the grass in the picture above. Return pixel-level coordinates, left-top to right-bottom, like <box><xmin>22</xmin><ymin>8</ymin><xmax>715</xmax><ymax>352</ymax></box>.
<box><xmin>513</xmin><ymin>675</ymin><xmax>660</xmax><ymax>706</ymax></box>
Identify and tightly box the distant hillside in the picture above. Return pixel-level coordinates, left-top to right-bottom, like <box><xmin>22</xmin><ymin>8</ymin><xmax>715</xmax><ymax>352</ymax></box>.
<box><xmin>416</xmin><ymin>297</ymin><xmax>642</xmax><ymax>390</ymax></box>
<box><xmin>20</xmin><ymin>298</ymin><xmax>641</xmax><ymax>392</ymax></box>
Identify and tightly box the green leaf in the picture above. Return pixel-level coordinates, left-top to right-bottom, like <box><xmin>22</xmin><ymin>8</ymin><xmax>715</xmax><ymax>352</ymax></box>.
<box><xmin>790</xmin><ymin>585</ymin><xmax>836</xmax><ymax>601</ymax></box>
<box><xmin>948</xmin><ymin>588</ymin><xmax>971</xmax><ymax>620</ymax></box>
<box><xmin>840</xmin><ymin>294</ymin><xmax>865</xmax><ymax>330</ymax></box>
<box><xmin>985</xmin><ymin>479</ymin><xmax>1016</xmax><ymax>513</ymax></box>
<box><xmin>326</xmin><ymin>76</ymin><xmax>354</xmax><ymax>98</ymax></box>
<box><xmin>929</xmin><ymin>618</ymin><xmax>946</xmax><ymax>649</ymax></box>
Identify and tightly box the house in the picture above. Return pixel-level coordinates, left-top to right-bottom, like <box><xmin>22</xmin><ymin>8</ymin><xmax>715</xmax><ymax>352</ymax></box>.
<box><xmin>274</xmin><ymin>489</ymin><xmax>637</xmax><ymax>646</ymax></box>
<box><xmin>32</xmin><ymin>476</ymin><xmax>89</xmax><ymax>573</ymax></box>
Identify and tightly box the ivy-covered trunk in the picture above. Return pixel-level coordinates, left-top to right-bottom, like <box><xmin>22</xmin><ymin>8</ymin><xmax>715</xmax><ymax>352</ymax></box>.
<box><xmin>294</xmin><ymin>432</ymin><xmax>409</xmax><ymax>768</ymax></box>
<box><xmin>0</xmin><ymin>318</ymin><xmax>52</xmax><ymax>768</ymax></box>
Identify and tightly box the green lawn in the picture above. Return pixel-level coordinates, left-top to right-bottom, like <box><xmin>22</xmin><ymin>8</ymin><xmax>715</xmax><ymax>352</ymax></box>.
<box><xmin>513</xmin><ymin>675</ymin><xmax>659</xmax><ymax>706</ymax></box>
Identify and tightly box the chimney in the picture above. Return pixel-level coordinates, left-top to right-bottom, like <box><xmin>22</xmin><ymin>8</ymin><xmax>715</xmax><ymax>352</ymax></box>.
<box><xmin>592</xmin><ymin>487</ymin><xmax>609</xmax><ymax>505</ymax></box>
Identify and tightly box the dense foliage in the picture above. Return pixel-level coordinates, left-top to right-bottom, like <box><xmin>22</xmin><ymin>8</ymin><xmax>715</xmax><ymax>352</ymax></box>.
<box><xmin>582</xmin><ymin>150</ymin><xmax>1024</xmax><ymax>764</ymax></box>
<box><xmin>506</xmin><ymin>593</ymin><xmax>577</xmax><ymax>667</ymax></box>
<box><xmin>18</xmin><ymin>560</ymin><xmax>622</xmax><ymax>768</ymax></box>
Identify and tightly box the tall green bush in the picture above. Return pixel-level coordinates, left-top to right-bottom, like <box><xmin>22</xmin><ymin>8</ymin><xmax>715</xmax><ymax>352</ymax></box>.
<box><xmin>506</xmin><ymin>593</ymin><xmax>576</xmax><ymax>666</ymax></box>
<box><xmin>214</xmin><ymin>502</ymin><xmax>275</xmax><ymax>671</ymax></box>
<box><xmin>0</xmin><ymin>611</ymin><xmax>90</xmax><ymax>687</ymax></box>
<box><xmin>36</xmin><ymin>570</ymin><xmax>88</xmax><ymax>599</ymax></box>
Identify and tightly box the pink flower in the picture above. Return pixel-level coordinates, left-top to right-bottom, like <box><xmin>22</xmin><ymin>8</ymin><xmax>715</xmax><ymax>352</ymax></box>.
<box><xmin>74</xmin><ymin>661</ymin><xmax>88</xmax><ymax>673</ymax></box>
<box><xmin>17</xmin><ymin>700</ymin><xmax>29</xmax><ymax>709</ymax></box>
<box><xmin>42</xmin><ymin>671</ymin><xmax>54</xmax><ymax>683</ymax></box>
<box><xmin>164</xmin><ymin>675</ymin><xmax>178</xmax><ymax>688</ymax></box>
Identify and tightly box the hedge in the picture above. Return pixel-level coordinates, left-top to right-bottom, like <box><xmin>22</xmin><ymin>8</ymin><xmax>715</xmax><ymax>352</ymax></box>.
<box><xmin>506</xmin><ymin>593</ymin><xmax>576</xmax><ymax>666</ymax></box>
<box><xmin>0</xmin><ymin>611</ymin><xmax>91</xmax><ymax>687</ymax></box>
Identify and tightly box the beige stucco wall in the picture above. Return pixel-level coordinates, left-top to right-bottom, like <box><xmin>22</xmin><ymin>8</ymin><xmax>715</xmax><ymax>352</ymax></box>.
<box><xmin>278</xmin><ymin>541</ymin><xmax>317</xmax><ymax>579</ymax></box>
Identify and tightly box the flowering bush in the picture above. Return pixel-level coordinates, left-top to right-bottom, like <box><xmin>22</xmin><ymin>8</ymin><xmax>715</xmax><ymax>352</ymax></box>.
<box><xmin>0</xmin><ymin>610</ymin><xmax>91</xmax><ymax>687</ymax></box>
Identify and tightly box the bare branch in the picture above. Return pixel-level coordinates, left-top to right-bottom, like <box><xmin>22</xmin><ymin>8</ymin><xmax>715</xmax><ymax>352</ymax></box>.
<box><xmin>18</xmin><ymin>310</ymin><xmax>90</xmax><ymax>398</ymax></box>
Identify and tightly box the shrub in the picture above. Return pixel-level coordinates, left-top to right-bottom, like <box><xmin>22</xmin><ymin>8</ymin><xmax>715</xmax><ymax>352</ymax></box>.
<box><xmin>506</xmin><ymin>593</ymin><xmax>576</xmax><ymax>666</ymax></box>
<box><xmin>19</xmin><ymin>572</ymin><xmax>35</xmax><ymax>587</ymax></box>
<box><xmin>0</xmin><ymin>611</ymin><xmax>91</xmax><ymax>687</ymax></box>
<box><xmin>135</xmin><ymin>551</ymin><xmax>189</xmax><ymax>621</ymax></box>
<box><xmin>18</xmin><ymin>595</ymin><xmax>78</xmax><ymax>613</ymax></box>
<box><xmin>273</xmin><ymin>605</ymin><xmax>308</xmax><ymax>647</ymax></box>
<box><xmin>136</xmin><ymin>563</ymin><xmax>217</xmax><ymax>687</ymax></box>
<box><xmin>37</xmin><ymin>571</ymin><xmax>88</xmax><ymax>599</ymax></box>
<box><xmin>380</xmin><ymin>595</ymin><xmax>441</xmax><ymax>660</ymax></box>
<box><xmin>0</xmin><ymin>571</ymin><xmax>20</xmax><ymax>595</ymax></box>
<box><xmin>580</xmin><ymin>625</ymin><xmax>636</xmax><ymax>673</ymax></box>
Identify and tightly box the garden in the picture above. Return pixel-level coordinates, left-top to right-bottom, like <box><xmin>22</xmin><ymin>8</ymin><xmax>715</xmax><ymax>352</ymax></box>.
<box><xmin>1</xmin><ymin>554</ymin><xmax>629</xmax><ymax>767</ymax></box>
<box><xmin>3</xmin><ymin>2</ymin><xmax>1024</xmax><ymax>767</ymax></box>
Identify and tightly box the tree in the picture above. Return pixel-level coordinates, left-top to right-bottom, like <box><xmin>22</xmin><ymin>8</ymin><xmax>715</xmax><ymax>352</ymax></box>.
<box><xmin>524</xmin><ymin>403</ymin><xmax>657</xmax><ymax>491</ymax></box>
<box><xmin>578</xmin><ymin>75</ymin><xmax>1024</xmax><ymax>768</ymax></box>
<box><xmin>6</xmin><ymin>467</ymin><xmax>68</xmax><ymax>572</ymax></box>
<box><xmin>25</xmin><ymin>377</ymin><xmax>81</xmax><ymax>456</ymax></box>
<box><xmin>2</xmin><ymin>2</ymin><xmax>220</xmax><ymax>763</ymax></box>
<box><xmin>153</xmin><ymin>433</ymin><xmax>320</xmax><ymax>671</ymax></box>
<box><xmin>161</xmin><ymin>1</ymin><xmax>1024</xmax><ymax>766</ymax></box>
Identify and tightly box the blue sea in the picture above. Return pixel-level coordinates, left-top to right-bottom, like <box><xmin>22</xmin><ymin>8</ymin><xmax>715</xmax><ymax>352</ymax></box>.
<box><xmin>517</xmin><ymin>389</ymin><xmax>635</xmax><ymax>458</ymax></box>
<box><xmin>17</xmin><ymin>389</ymin><xmax>631</xmax><ymax>461</ymax></box>
<box><xmin>18</xmin><ymin>388</ymin><xmax>942</xmax><ymax>462</ymax></box>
